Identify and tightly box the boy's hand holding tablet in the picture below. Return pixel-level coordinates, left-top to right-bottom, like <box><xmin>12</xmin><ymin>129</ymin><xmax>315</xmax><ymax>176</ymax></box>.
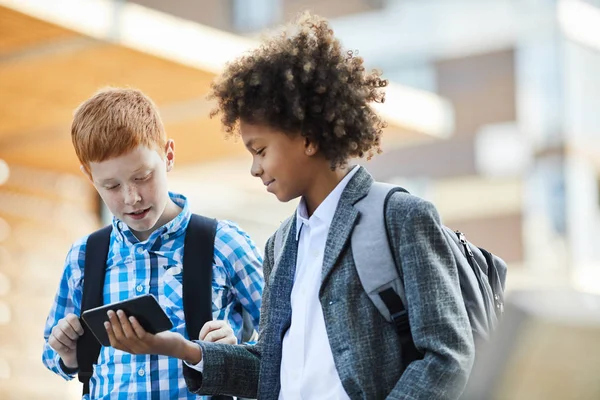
<box><xmin>83</xmin><ymin>294</ymin><xmax>237</xmax><ymax>364</ymax></box>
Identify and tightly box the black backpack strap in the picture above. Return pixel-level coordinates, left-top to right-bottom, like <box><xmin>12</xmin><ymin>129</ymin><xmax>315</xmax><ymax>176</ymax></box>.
<box><xmin>378</xmin><ymin>288</ymin><xmax>410</xmax><ymax>333</ymax></box>
<box><xmin>183</xmin><ymin>216</ymin><xmax>234</xmax><ymax>400</ymax></box>
<box><xmin>183</xmin><ymin>214</ymin><xmax>218</xmax><ymax>341</ymax></box>
<box><xmin>77</xmin><ymin>225</ymin><xmax>112</xmax><ymax>396</ymax></box>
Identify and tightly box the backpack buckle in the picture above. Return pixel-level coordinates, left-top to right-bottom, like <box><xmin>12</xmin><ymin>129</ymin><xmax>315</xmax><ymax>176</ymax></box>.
<box><xmin>390</xmin><ymin>310</ymin><xmax>410</xmax><ymax>332</ymax></box>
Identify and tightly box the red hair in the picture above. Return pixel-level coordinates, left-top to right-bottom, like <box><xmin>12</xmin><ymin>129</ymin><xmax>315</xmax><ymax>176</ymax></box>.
<box><xmin>71</xmin><ymin>87</ymin><xmax>166</xmax><ymax>172</ymax></box>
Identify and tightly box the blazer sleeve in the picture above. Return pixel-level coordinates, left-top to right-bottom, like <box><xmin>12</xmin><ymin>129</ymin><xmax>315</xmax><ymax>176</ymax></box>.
<box><xmin>385</xmin><ymin>193</ymin><xmax>475</xmax><ymax>400</ymax></box>
<box><xmin>183</xmin><ymin>234</ymin><xmax>276</xmax><ymax>398</ymax></box>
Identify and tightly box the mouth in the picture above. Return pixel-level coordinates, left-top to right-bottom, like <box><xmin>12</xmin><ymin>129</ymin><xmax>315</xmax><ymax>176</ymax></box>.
<box><xmin>126</xmin><ymin>207</ymin><xmax>151</xmax><ymax>220</ymax></box>
<box><xmin>263</xmin><ymin>179</ymin><xmax>275</xmax><ymax>187</ymax></box>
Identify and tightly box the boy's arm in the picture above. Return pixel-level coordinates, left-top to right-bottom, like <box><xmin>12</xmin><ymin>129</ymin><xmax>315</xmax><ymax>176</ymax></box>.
<box><xmin>386</xmin><ymin>195</ymin><xmax>475</xmax><ymax>400</ymax></box>
<box><xmin>42</xmin><ymin>238</ymin><xmax>86</xmax><ymax>380</ymax></box>
<box><xmin>216</xmin><ymin>221</ymin><xmax>264</xmax><ymax>335</ymax></box>
<box><xmin>183</xmin><ymin>229</ymin><xmax>274</xmax><ymax>399</ymax></box>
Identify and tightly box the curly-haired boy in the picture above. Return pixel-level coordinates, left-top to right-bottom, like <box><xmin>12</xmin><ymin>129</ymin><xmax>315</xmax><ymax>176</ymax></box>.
<box><xmin>109</xmin><ymin>13</ymin><xmax>475</xmax><ymax>399</ymax></box>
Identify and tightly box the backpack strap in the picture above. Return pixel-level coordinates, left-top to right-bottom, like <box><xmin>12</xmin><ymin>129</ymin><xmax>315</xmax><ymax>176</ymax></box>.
<box><xmin>182</xmin><ymin>214</ymin><xmax>217</xmax><ymax>341</ymax></box>
<box><xmin>184</xmin><ymin>215</ymin><xmax>236</xmax><ymax>400</ymax></box>
<box><xmin>352</xmin><ymin>182</ymin><xmax>424</xmax><ymax>366</ymax></box>
<box><xmin>477</xmin><ymin>247</ymin><xmax>506</xmax><ymax>318</ymax></box>
<box><xmin>78</xmin><ymin>225</ymin><xmax>112</xmax><ymax>396</ymax></box>
<box><xmin>352</xmin><ymin>182</ymin><xmax>409</xmax><ymax>332</ymax></box>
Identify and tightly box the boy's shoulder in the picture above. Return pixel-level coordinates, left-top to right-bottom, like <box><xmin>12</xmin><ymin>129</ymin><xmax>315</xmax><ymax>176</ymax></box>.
<box><xmin>385</xmin><ymin>189</ymin><xmax>434</xmax><ymax>213</ymax></box>
<box><xmin>212</xmin><ymin>219</ymin><xmax>259</xmax><ymax>256</ymax></box>
<box><xmin>68</xmin><ymin>224</ymin><xmax>119</xmax><ymax>259</ymax></box>
<box><xmin>383</xmin><ymin>189</ymin><xmax>442</xmax><ymax>235</ymax></box>
<box><xmin>59</xmin><ymin>230</ymin><xmax>97</xmax><ymax>278</ymax></box>
<box><xmin>214</xmin><ymin>219</ymin><xmax>248</xmax><ymax>240</ymax></box>
<box><xmin>68</xmin><ymin>232</ymin><xmax>93</xmax><ymax>255</ymax></box>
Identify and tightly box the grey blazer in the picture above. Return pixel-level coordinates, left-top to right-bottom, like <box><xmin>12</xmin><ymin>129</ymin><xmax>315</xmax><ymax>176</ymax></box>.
<box><xmin>184</xmin><ymin>167</ymin><xmax>474</xmax><ymax>399</ymax></box>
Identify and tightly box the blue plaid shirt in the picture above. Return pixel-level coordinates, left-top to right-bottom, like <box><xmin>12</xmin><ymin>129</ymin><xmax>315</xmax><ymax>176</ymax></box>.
<box><xmin>42</xmin><ymin>192</ymin><xmax>264</xmax><ymax>399</ymax></box>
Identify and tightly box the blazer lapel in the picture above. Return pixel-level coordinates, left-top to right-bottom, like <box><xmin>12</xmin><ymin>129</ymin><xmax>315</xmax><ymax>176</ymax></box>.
<box><xmin>259</xmin><ymin>217</ymin><xmax>298</xmax><ymax>400</ymax></box>
<box><xmin>266</xmin><ymin>216</ymin><xmax>298</xmax><ymax>337</ymax></box>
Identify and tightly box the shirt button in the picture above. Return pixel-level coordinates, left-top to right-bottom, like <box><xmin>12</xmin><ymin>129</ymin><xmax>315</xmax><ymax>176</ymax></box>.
<box><xmin>164</xmin><ymin>234</ymin><xmax>169</xmax><ymax>240</ymax></box>
<box><xmin>118</xmin><ymin>222</ymin><xmax>123</xmax><ymax>229</ymax></box>
<box><xmin>138</xmin><ymin>368</ymin><xmax>145</xmax><ymax>377</ymax></box>
<box><xmin>125</xmin><ymin>257</ymin><xmax>133</xmax><ymax>264</ymax></box>
<box><xmin>137</xmin><ymin>247</ymin><xmax>144</xmax><ymax>254</ymax></box>
<box><xmin>136</xmin><ymin>284</ymin><xmax>144</xmax><ymax>293</ymax></box>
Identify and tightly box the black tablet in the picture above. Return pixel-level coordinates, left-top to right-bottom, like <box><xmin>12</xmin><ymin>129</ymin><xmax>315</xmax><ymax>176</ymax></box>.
<box><xmin>81</xmin><ymin>294</ymin><xmax>173</xmax><ymax>347</ymax></box>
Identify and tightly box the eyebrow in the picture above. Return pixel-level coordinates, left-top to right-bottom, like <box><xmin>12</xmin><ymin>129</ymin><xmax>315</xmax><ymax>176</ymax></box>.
<box><xmin>244</xmin><ymin>138</ymin><xmax>256</xmax><ymax>149</ymax></box>
<box><xmin>132</xmin><ymin>166</ymin><xmax>152</xmax><ymax>174</ymax></box>
<box><xmin>97</xmin><ymin>178</ymin><xmax>116</xmax><ymax>185</ymax></box>
<box><xmin>96</xmin><ymin>167</ymin><xmax>152</xmax><ymax>184</ymax></box>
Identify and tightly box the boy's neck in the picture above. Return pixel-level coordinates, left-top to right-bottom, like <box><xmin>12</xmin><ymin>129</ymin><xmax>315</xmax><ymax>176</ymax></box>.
<box><xmin>303</xmin><ymin>165</ymin><xmax>353</xmax><ymax>217</ymax></box>
<box><xmin>131</xmin><ymin>198</ymin><xmax>182</xmax><ymax>241</ymax></box>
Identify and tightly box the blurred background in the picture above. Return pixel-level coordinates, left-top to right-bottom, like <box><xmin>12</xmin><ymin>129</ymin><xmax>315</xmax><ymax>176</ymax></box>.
<box><xmin>0</xmin><ymin>0</ymin><xmax>599</xmax><ymax>398</ymax></box>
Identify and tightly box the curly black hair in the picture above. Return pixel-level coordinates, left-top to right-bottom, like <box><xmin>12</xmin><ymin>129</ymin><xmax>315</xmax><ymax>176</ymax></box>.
<box><xmin>208</xmin><ymin>12</ymin><xmax>388</xmax><ymax>168</ymax></box>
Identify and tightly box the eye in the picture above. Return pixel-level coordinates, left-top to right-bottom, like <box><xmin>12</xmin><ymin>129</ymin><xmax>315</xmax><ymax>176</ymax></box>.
<box><xmin>255</xmin><ymin>147</ymin><xmax>265</xmax><ymax>156</ymax></box>
<box><xmin>136</xmin><ymin>173</ymin><xmax>152</xmax><ymax>181</ymax></box>
<box><xmin>105</xmin><ymin>184</ymin><xmax>119</xmax><ymax>191</ymax></box>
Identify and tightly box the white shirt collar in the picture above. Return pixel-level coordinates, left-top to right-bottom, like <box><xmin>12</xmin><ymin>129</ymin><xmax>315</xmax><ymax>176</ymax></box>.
<box><xmin>295</xmin><ymin>165</ymin><xmax>360</xmax><ymax>239</ymax></box>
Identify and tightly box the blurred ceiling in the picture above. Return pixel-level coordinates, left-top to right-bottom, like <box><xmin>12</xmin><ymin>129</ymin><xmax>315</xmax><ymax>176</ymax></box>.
<box><xmin>0</xmin><ymin>6</ymin><xmax>244</xmax><ymax>174</ymax></box>
<box><xmin>0</xmin><ymin>1</ymin><xmax>454</xmax><ymax>176</ymax></box>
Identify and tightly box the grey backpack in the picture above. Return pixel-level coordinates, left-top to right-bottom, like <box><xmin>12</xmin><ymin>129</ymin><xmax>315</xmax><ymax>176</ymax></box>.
<box><xmin>274</xmin><ymin>182</ymin><xmax>507</xmax><ymax>345</ymax></box>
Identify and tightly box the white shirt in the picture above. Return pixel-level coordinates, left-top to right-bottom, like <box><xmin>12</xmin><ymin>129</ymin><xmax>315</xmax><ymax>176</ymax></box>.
<box><xmin>279</xmin><ymin>166</ymin><xmax>359</xmax><ymax>400</ymax></box>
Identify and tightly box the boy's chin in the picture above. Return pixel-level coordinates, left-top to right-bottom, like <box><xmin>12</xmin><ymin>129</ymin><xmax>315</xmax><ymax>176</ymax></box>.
<box><xmin>123</xmin><ymin>214</ymin><xmax>157</xmax><ymax>232</ymax></box>
<box><xmin>274</xmin><ymin>191</ymin><xmax>299</xmax><ymax>203</ymax></box>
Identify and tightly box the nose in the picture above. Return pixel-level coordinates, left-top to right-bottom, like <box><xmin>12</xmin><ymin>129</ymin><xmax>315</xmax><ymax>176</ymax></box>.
<box><xmin>123</xmin><ymin>185</ymin><xmax>141</xmax><ymax>206</ymax></box>
<box><xmin>250</xmin><ymin>157</ymin><xmax>263</xmax><ymax>178</ymax></box>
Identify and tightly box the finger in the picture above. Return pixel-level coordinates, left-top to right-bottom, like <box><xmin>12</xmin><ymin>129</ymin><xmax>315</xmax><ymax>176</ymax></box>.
<box><xmin>58</xmin><ymin>319</ymin><xmax>79</xmax><ymax>341</ymax></box>
<box><xmin>107</xmin><ymin>310</ymin><xmax>125</xmax><ymax>341</ymax></box>
<box><xmin>52</xmin><ymin>327</ymin><xmax>77</xmax><ymax>350</ymax></box>
<box><xmin>49</xmin><ymin>336</ymin><xmax>72</xmax><ymax>354</ymax></box>
<box><xmin>215</xmin><ymin>336</ymin><xmax>237</xmax><ymax>345</ymax></box>
<box><xmin>104</xmin><ymin>321</ymin><xmax>119</xmax><ymax>347</ymax></box>
<box><xmin>56</xmin><ymin>334</ymin><xmax>76</xmax><ymax>350</ymax></box>
<box><xmin>105</xmin><ymin>321</ymin><xmax>131</xmax><ymax>352</ymax></box>
<box><xmin>117</xmin><ymin>310</ymin><xmax>136</xmax><ymax>340</ymax></box>
<box><xmin>65</xmin><ymin>313</ymin><xmax>85</xmax><ymax>336</ymax></box>
<box><xmin>199</xmin><ymin>320</ymin><xmax>224</xmax><ymax>340</ymax></box>
<box><xmin>204</xmin><ymin>327</ymin><xmax>232</xmax><ymax>343</ymax></box>
<box><xmin>129</xmin><ymin>317</ymin><xmax>148</xmax><ymax>340</ymax></box>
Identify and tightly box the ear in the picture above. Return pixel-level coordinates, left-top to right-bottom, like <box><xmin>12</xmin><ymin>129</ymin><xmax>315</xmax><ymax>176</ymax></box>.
<box><xmin>80</xmin><ymin>165</ymin><xmax>93</xmax><ymax>182</ymax></box>
<box><xmin>304</xmin><ymin>138</ymin><xmax>318</xmax><ymax>156</ymax></box>
<box><xmin>165</xmin><ymin>139</ymin><xmax>175</xmax><ymax>171</ymax></box>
